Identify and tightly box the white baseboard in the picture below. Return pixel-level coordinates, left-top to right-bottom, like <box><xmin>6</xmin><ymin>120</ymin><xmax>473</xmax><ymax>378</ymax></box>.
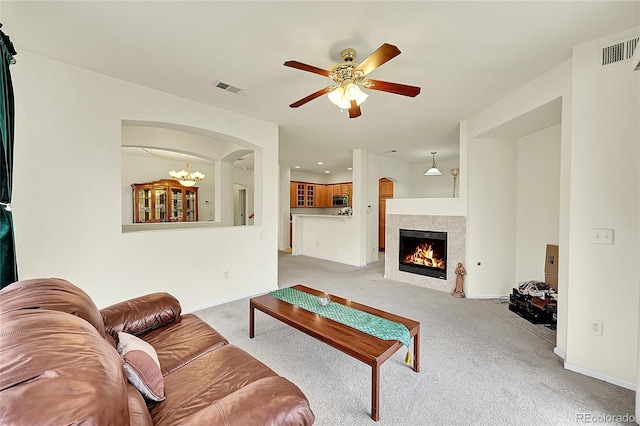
<box><xmin>465</xmin><ymin>294</ymin><xmax>509</xmax><ymax>300</ymax></box>
<box><xmin>564</xmin><ymin>361</ymin><xmax>636</xmax><ymax>391</ymax></box>
<box><xmin>183</xmin><ymin>287</ymin><xmax>275</xmax><ymax>314</ymax></box>
<box><xmin>554</xmin><ymin>347</ymin><xmax>566</xmax><ymax>360</ymax></box>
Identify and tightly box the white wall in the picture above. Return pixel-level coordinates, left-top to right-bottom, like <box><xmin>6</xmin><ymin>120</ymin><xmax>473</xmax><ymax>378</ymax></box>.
<box><xmin>565</xmin><ymin>28</ymin><xmax>640</xmax><ymax>387</ymax></box>
<box><xmin>466</xmin><ymin>124</ymin><xmax>561</xmax><ymax>296</ymax></box>
<box><xmin>279</xmin><ymin>166</ymin><xmax>290</xmax><ymax>250</ymax></box>
<box><xmin>365</xmin><ymin>151</ymin><xmax>412</xmax><ymax>264</ymax></box>
<box><xmin>515</xmin><ymin>125</ymin><xmax>561</xmax><ymax>283</ymax></box>
<box><xmin>409</xmin><ymin>158</ymin><xmax>461</xmax><ymax>198</ymax></box>
<box><xmin>465</xmin><ymin>58</ymin><xmax>572</xmax><ymax>355</ymax></box>
<box><xmin>290</xmin><ymin>170</ymin><xmax>353</xmax><ymax>184</ymax></box>
<box><xmin>12</xmin><ymin>52</ymin><xmax>279</xmax><ymax>311</ymax></box>
<box><xmin>466</xmin><ymin>138</ymin><xmax>518</xmax><ymax>297</ymax></box>
<box><xmin>464</xmin><ymin>26</ymin><xmax>640</xmax><ymax>389</ymax></box>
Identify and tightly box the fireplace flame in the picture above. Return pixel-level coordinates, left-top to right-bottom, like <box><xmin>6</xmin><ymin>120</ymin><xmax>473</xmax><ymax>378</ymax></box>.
<box><xmin>404</xmin><ymin>243</ymin><xmax>445</xmax><ymax>269</ymax></box>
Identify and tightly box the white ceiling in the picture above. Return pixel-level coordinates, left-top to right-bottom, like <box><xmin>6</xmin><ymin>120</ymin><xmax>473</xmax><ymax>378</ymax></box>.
<box><xmin>3</xmin><ymin>1</ymin><xmax>639</xmax><ymax>175</ymax></box>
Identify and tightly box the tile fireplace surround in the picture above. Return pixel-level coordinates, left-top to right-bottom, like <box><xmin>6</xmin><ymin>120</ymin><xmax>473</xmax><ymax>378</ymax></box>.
<box><xmin>385</xmin><ymin>214</ymin><xmax>466</xmax><ymax>293</ymax></box>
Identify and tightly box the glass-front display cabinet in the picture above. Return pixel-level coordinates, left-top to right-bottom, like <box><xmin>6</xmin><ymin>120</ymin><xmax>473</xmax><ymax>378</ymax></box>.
<box><xmin>132</xmin><ymin>179</ymin><xmax>198</xmax><ymax>223</ymax></box>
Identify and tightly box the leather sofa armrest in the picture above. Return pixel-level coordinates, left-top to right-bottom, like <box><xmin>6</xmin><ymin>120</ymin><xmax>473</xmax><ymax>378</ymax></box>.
<box><xmin>100</xmin><ymin>292</ymin><xmax>181</xmax><ymax>339</ymax></box>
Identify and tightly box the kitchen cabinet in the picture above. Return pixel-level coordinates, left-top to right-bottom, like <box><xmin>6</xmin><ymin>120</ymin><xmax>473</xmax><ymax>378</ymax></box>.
<box><xmin>290</xmin><ymin>182</ymin><xmax>306</xmax><ymax>207</ymax></box>
<box><xmin>290</xmin><ymin>181</ymin><xmax>315</xmax><ymax>207</ymax></box>
<box><xmin>290</xmin><ymin>182</ymin><xmax>297</xmax><ymax>207</ymax></box>
<box><xmin>305</xmin><ymin>183</ymin><xmax>315</xmax><ymax>207</ymax></box>
<box><xmin>290</xmin><ymin>180</ymin><xmax>352</xmax><ymax>208</ymax></box>
<box><xmin>132</xmin><ymin>179</ymin><xmax>198</xmax><ymax>223</ymax></box>
<box><xmin>315</xmin><ymin>184</ymin><xmax>327</xmax><ymax>208</ymax></box>
<box><xmin>341</xmin><ymin>183</ymin><xmax>353</xmax><ymax>206</ymax></box>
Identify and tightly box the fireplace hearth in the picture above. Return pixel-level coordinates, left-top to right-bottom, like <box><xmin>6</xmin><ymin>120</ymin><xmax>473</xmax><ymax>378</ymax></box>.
<box><xmin>399</xmin><ymin>229</ymin><xmax>447</xmax><ymax>279</ymax></box>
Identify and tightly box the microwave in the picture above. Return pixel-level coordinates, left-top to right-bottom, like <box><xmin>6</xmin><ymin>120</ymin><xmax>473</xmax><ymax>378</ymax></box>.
<box><xmin>332</xmin><ymin>195</ymin><xmax>348</xmax><ymax>207</ymax></box>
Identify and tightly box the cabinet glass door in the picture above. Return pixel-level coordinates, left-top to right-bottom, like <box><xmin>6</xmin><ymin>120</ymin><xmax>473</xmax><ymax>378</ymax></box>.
<box><xmin>171</xmin><ymin>188</ymin><xmax>184</xmax><ymax>221</ymax></box>
<box><xmin>155</xmin><ymin>187</ymin><xmax>167</xmax><ymax>222</ymax></box>
<box><xmin>296</xmin><ymin>183</ymin><xmax>305</xmax><ymax>207</ymax></box>
<box><xmin>306</xmin><ymin>184</ymin><xmax>314</xmax><ymax>207</ymax></box>
<box><xmin>185</xmin><ymin>190</ymin><xmax>196</xmax><ymax>222</ymax></box>
<box><xmin>137</xmin><ymin>188</ymin><xmax>152</xmax><ymax>222</ymax></box>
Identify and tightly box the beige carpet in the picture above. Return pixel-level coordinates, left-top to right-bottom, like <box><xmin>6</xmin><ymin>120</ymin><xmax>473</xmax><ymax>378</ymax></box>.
<box><xmin>195</xmin><ymin>252</ymin><xmax>634</xmax><ymax>425</ymax></box>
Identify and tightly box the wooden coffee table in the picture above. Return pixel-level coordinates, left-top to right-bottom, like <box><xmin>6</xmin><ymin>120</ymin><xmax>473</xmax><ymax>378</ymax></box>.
<box><xmin>249</xmin><ymin>284</ymin><xmax>420</xmax><ymax>421</ymax></box>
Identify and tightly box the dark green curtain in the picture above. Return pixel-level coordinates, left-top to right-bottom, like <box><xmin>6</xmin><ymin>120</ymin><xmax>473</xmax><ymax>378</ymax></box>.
<box><xmin>0</xmin><ymin>23</ymin><xmax>17</xmax><ymax>289</ymax></box>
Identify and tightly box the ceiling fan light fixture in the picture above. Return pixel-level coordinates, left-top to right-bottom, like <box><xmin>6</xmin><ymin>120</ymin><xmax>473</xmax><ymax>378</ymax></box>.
<box><xmin>424</xmin><ymin>151</ymin><xmax>442</xmax><ymax>176</ymax></box>
<box><xmin>328</xmin><ymin>82</ymin><xmax>368</xmax><ymax>111</ymax></box>
<box><xmin>345</xmin><ymin>82</ymin><xmax>368</xmax><ymax>105</ymax></box>
<box><xmin>328</xmin><ymin>85</ymin><xmax>349</xmax><ymax>109</ymax></box>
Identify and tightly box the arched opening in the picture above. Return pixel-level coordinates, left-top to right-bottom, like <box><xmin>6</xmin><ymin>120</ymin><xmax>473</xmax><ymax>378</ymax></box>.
<box><xmin>121</xmin><ymin>121</ymin><xmax>258</xmax><ymax>230</ymax></box>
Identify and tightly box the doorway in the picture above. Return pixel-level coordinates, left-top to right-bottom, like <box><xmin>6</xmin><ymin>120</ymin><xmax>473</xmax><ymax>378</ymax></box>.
<box><xmin>378</xmin><ymin>178</ymin><xmax>394</xmax><ymax>251</ymax></box>
<box><xmin>234</xmin><ymin>184</ymin><xmax>247</xmax><ymax>226</ymax></box>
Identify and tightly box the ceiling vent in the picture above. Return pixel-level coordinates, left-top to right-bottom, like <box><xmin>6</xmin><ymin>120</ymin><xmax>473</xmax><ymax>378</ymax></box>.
<box><xmin>601</xmin><ymin>37</ymin><xmax>639</xmax><ymax>67</ymax></box>
<box><xmin>214</xmin><ymin>80</ymin><xmax>242</xmax><ymax>93</ymax></box>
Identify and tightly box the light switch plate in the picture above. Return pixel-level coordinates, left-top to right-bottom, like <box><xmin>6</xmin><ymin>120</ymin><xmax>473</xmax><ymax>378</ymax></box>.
<box><xmin>591</xmin><ymin>228</ymin><xmax>614</xmax><ymax>245</ymax></box>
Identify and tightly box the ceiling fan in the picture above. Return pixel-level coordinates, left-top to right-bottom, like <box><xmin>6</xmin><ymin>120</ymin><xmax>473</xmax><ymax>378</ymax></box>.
<box><xmin>284</xmin><ymin>43</ymin><xmax>421</xmax><ymax>118</ymax></box>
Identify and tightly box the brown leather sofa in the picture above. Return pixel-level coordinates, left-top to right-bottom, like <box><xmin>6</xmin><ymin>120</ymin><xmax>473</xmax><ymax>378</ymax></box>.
<box><xmin>0</xmin><ymin>278</ymin><xmax>315</xmax><ymax>425</ymax></box>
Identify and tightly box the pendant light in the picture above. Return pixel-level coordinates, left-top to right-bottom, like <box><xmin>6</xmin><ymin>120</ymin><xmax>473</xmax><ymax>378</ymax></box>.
<box><xmin>424</xmin><ymin>152</ymin><xmax>442</xmax><ymax>176</ymax></box>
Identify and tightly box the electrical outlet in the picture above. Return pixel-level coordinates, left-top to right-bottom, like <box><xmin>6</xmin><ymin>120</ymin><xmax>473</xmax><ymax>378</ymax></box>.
<box><xmin>590</xmin><ymin>228</ymin><xmax>614</xmax><ymax>245</ymax></box>
<box><xmin>589</xmin><ymin>319</ymin><xmax>603</xmax><ymax>336</ymax></box>
<box><xmin>224</xmin><ymin>269</ymin><xmax>230</xmax><ymax>279</ymax></box>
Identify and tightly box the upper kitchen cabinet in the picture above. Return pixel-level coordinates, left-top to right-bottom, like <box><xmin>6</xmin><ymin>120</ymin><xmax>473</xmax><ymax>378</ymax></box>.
<box><xmin>290</xmin><ymin>180</ymin><xmax>352</xmax><ymax>208</ymax></box>
<box><xmin>315</xmin><ymin>184</ymin><xmax>328</xmax><ymax>208</ymax></box>
<box><xmin>290</xmin><ymin>181</ymin><xmax>315</xmax><ymax>208</ymax></box>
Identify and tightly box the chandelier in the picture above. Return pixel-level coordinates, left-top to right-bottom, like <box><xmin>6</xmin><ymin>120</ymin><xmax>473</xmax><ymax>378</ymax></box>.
<box><xmin>169</xmin><ymin>156</ymin><xmax>205</xmax><ymax>187</ymax></box>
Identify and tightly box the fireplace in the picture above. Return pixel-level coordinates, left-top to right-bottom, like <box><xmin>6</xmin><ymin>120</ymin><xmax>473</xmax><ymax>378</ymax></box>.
<box><xmin>399</xmin><ymin>229</ymin><xmax>447</xmax><ymax>279</ymax></box>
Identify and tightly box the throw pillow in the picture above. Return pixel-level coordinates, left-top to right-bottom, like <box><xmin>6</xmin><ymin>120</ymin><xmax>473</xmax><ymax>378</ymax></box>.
<box><xmin>117</xmin><ymin>332</ymin><xmax>165</xmax><ymax>402</ymax></box>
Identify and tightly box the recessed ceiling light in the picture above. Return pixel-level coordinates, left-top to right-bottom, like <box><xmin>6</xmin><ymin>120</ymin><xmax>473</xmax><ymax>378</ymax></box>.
<box><xmin>347</xmin><ymin>167</ymin><xmax>353</xmax><ymax>171</ymax></box>
<box><xmin>324</xmin><ymin>170</ymin><xmax>330</xmax><ymax>174</ymax></box>
<box><xmin>294</xmin><ymin>165</ymin><xmax>301</xmax><ymax>169</ymax></box>
<box><xmin>317</xmin><ymin>161</ymin><xmax>323</xmax><ymax>165</ymax></box>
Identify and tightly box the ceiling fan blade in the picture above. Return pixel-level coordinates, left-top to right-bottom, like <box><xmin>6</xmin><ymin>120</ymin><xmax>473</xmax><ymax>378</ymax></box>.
<box><xmin>364</xmin><ymin>79</ymin><xmax>421</xmax><ymax>97</ymax></box>
<box><xmin>284</xmin><ymin>60</ymin><xmax>331</xmax><ymax>77</ymax></box>
<box><xmin>354</xmin><ymin>43</ymin><xmax>401</xmax><ymax>76</ymax></box>
<box><xmin>348</xmin><ymin>100</ymin><xmax>361</xmax><ymax>118</ymax></box>
<box><xmin>289</xmin><ymin>87</ymin><xmax>331</xmax><ymax>108</ymax></box>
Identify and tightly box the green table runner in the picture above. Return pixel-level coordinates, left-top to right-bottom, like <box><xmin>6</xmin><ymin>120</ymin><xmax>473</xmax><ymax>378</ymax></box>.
<box><xmin>269</xmin><ymin>287</ymin><xmax>410</xmax><ymax>349</ymax></box>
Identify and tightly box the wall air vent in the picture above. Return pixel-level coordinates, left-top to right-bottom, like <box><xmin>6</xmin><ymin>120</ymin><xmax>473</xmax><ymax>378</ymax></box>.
<box><xmin>601</xmin><ymin>37</ymin><xmax>639</xmax><ymax>67</ymax></box>
<box><xmin>214</xmin><ymin>80</ymin><xmax>242</xmax><ymax>93</ymax></box>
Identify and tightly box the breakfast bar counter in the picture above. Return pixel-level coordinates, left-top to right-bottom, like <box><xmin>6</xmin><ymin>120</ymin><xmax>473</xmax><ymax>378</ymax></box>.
<box><xmin>291</xmin><ymin>213</ymin><xmax>361</xmax><ymax>266</ymax></box>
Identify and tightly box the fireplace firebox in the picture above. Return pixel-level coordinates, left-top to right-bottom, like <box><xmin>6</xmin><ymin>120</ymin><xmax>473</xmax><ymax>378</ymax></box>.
<box><xmin>399</xmin><ymin>229</ymin><xmax>447</xmax><ymax>279</ymax></box>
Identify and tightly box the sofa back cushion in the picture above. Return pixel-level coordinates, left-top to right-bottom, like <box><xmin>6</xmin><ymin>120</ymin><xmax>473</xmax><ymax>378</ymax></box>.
<box><xmin>0</xmin><ymin>277</ymin><xmax>107</xmax><ymax>338</ymax></box>
<box><xmin>0</xmin><ymin>309</ymin><xmax>130</xmax><ymax>424</ymax></box>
